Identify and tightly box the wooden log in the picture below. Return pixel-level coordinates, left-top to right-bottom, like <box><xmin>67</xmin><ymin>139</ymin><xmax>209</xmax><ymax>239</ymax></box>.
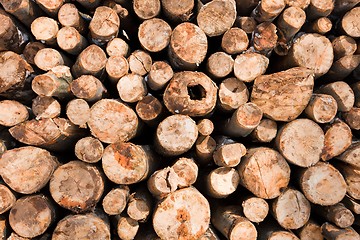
<box><xmin>116</xmin><ymin>215</ymin><xmax>139</xmax><ymax>240</ymax></box>
<box><xmin>277</xmin><ymin>7</ymin><xmax>306</xmax><ymax>41</ymax></box>
<box><xmin>321</xmin><ymin>119</ymin><xmax>352</xmax><ymax>161</ymax></box>
<box><xmin>334</xmin><ymin>162</ymin><xmax>360</xmax><ymax>200</ymax></box>
<box><xmin>172</xmin><ymin>157</ymin><xmax>198</xmax><ymax>188</ymax></box>
<box><xmin>58</xmin><ymin>3</ymin><xmax>86</xmax><ymax>34</ymax></box>
<box><xmin>195</xmin><ymin>136</ymin><xmax>217</xmax><ymax>165</ymax></box>
<box><xmin>299</xmin><ymin>162</ymin><xmax>347</xmax><ymax>205</ymax></box>
<box><xmin>340</xmin><ymin>7</ymin><xmax>360</xmax><ymax>38</ymax></box>
<box><xmin>161</xmin><ymin>0</ymin><xmax>195</xmax><ymax>23</ymax></box>
<box><xmin>30</xmin><ymin>17</ymin><xmax>58</xmax><ymax>45</ymax></box>
<box><xmin>52</xmin><ymin>213</ymin><xmax>110</xmax><ymax>239</ymax></box>
<box><xmin>343</xmin><ymin>107</ymin><xmax>360</xmax><ymax>130</ymax></box>
<box><xmin>23</xmin><ymin>42</ymin><xmax>45</xmax><ymax>65</ymax></box>
<box><xmin>0</xmin><ymin>218</ymin><xmax>9</xmax><ymax>240</ymax></box>
<box><xmin>32</xmin><ymin>96</ymin><xmax>61</xmax><ymax>120</ymax></box>
<box><xmin>106</xmin><ymin>38</ymin><xmax>129</xmax><ymax>57</ymax></box>
<box><xmin>242</xmin><ymin>196</ymin><xmax>269</xmax><ymax>223</ymax></box>
<box><xmin>251</xmin><ymin>0</ymin><xmax>286</xmax><ymax>22</ymax></box>
<box><xmin>237</xmin><ymin>147</ymin><xmax>291</xmax><ymax>199</ymax></box>
<box><xmin>163</xmin><ymin>71</ymin><xmax>217</xmax><ymax>117</ymax></box>
<box><xmin>304</xmin><ymin>94</ymin><xmax>338</xmax><ymax>124</ymax></box>
<box><xmin>295</xmin><ymin>220</ymin><xmax>323</xmax><ymax>240</ymax></box>
<box><xmin>285</xmin><ymin>0</ymin><xmax>310</xmax><ymax>9</ymax></box>
<box><xmin>333</xmin><ymin>0</ymin><xmax>360</xmax><ymax>15</ymax></box>
<box><xmin>9</xmin><ymin>195</ymin><xmax>55</xmax><ymax>238</ymax></box>
<box><xmin>213</xmin><ymin>138</ymin><xmax>246</xmax><ymax>167</ymax></box>
<box><xmin>34</xmin><ymin>49</ymin><xmax>71</xmax><ymax>71</ymax></box>
<box><xmin>57</xmin><ymin>27</ymin><xmax>87</xmax><ymax>55</ymax></box>
<box><xmin>76</xmin><ymin>0</ymin><xmax>102</xmax><ymax>9</ymax></box>
<box><xmin>337</xmin><ymin>142</ymin><xmax>360</xmax><ymax>168</ymax></box>
<box><xmin>147</xmin><ymin>167</ymin><xmax>178</xmax><ymax>198</ymax></box>
<box><xmin>0</xmin><ymin>0</ymin><xmax>44</xmax><ymax>27</ymax></box>
<box><xmin>66</xmin><ymin>98</ymin><xmax>90</xmax><ymax>128</ymax></box>
<box><xmin>342</xmin><ymin>195</ymin><xmax>360</xmax><ymax>214</ymax></box>
<box><xmin>70</xmin><ymin>75</ymin><xmax>107</xmax><ymax>102</ymax></box>
<box><xmin>50</xmin><ymin>161</ymin><xmax>104</xmax><ymax>213</ymax></box>
<box><xmin>252</xmin><ymin>22</ymin><xmax>278</xmax><ymax>56</ymax></box>
<box><xmin>306</xmin><ymin>0</ymin><xmax>334</xmax><ymax>20</ymax></box>
<box><xmin>211</xmin><ymin>205</ymin><xmax>257</xmax><ymax>240</ymax></box>
<box><xmin>205</xmin><ymin>52</ymin><xmax>233</xmax><ymax>79</ymax></box>
<box><xmin>205</xmin><ymin>167</ymin><xmax>240</xmax><ymax>198</ymax></box>
<box><xmin>257</xmin><ymin>222</ymin><xmax>300</xmax><ymax>240</ymax></box>
<box><xmin>105</xmin><ymin>55</ymin><xmax>129</xmax><ymax>83</ymax></box>
<box><xmin>352</xmin><ymin>81</ymin><xmax>360</xmax><ymax>107</ymax></box>
<box><xmin>72</xmin><ymin>45</ymin><xmax>107</xmax><ymax>79</ymax></box>
<box><xmin>324</xmin><ymin>55</ymin><xmax>360</xmax><ymax>81</ymax></box>
<box><xmin>88</xmin><ymin>99</ymin><xmax>138</xmax><ymax>143</ymax></box>
<box><xmin>0</xmin><ymin>11</ymin><xmax>25</xmax><ymax>53</ymax></box>
<box><xmin>102</xmin><ymin>142</ymin><xmax>156</xmax><ymax>184</ymax></box>
<box><xmin>197</xmin><ymin>119</ymin><xmax>214</xmax><ymax>136</ymax></box>
<box><xmin>305</xmin><ymin>17</ymin><xmax>333</xmax><ymax>35</ymax></box>
<box><xmin>321</xmin><ymin>222</ymin><xmax>360</xmax><ymax>240</ymax></box>
<box><xmin>117</xmin><ymin>73</ymin><xmax>147</xmax><ymax>103</ymax></box>
<box><xmin>75</xmin><ymin>136</ymin><xmax>104</xmax><ymax>163</ymax></box>
<box><xmin>147</xmin><ymin>61</ymin><xmax>174</xmax><ymax>91</ymax></box>
<box><xmin>35</xmin><ymin>0</ymin><xmax>64</xmax><ymax>17</ymax></box>
<box><xmin>136</xmin><ymin>95</ymin><xmax>163</xmax><ymax>126</ymax></box>
<box><xmin>332</xmin><ymin>35</ymin><xmax>357</xmax><ymax>60</ymax></box>
<box><xmin>133</xmin><ymin>0</ymin><xmax>160</xmax><ymax>20</ymax></box>
<box><xmin>153</xmin><ymin>187</ymin><xmax>210</xmax><ymax>240</ymax></box>
<box><xmin>127</xmin><ymin>188</ymin><xmax>152</xmax><ymax>222</ymax></box>
<box><xmin>102</xmin><ymin>186</ymin><xmax>130</xmax><ymax>215</ymax></box>
<box><xmin>198</xmin><ymin>225</ymin><xmax>220</xmax><ymax>240</ymax></box>
<box><xmin>272</xmin><ymin>188</ymin><xmax>311</xmax><ymax>229</ymax></box>
<box><xmin>0</xmin><ymin>100</ymin><xmax>28</xmax><ymax>127</ymax></box>
<box><xmin>318</xmin><ymin>81</ymin><xmax>355</xmax><ymax>112</ymax></box>
<box><xmin>251</xmin><ymin>67</ymin><xmax>314</xmax><ymax>121</ymax></box>
<box><xmin>138</xmin><ymin>18</ymin><xmax>171</xmax><ymax>52</ymax></box>
<box><xmin>235</xmin><ymin>0</ymin><xmax>259</xmax><ymax>16</ymax></box>
<box><xmin>316</xmin><ymin>203</ymin><xmax>354</xmax><ymax>228</ymax></box>
<box><xmin>128</xmin><ymin>50</ymin><xmax>152</xmax><ymax>76</ymax></box>
<box><xmin>0</xmin><ymin>183</ymin><xmax>16</xmax><ymax>214</ymax></box>
<box><xmin>222</xmin><ymin>102</ymin><xmax>263</xmax><ymax>137</ymax></box>
<box><xmin>235</xmin><ymin>17</ymin><xmax>257</xmax><ymax>34</ymax></box>
<box><xmin>0</xmin><ymin>130</ymin><xmax>16</xmax><ymax>156</ymax></box>
<box><xmin>168</xmin><ymin>22</ymin><xmax>207</xmax><ymax>70</ymax></box>
<box><xmin>250</xmin><ymin>119</ymin><xmax>277</xmax><ymax>143</ymax></box>
<box><xmin>233</xmin><ymin>52</ymin><xmax>269</xmax><ymax>82</ymax></box>
<box><xmin>221</xmin><ymin>28</ymin><xmax>249</xmax><ymax>55</ymax></box>
<box><xmin>0</xmin><ymin>146</ymin><xmax>58</xmax><ymax>194</ymax></box>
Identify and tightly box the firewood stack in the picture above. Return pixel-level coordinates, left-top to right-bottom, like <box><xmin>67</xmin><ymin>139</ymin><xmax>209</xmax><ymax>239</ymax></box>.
<box><xmin>0</xmin><ymin>0</ymin><xmax>359</xmax><ymax>239</ymax></box>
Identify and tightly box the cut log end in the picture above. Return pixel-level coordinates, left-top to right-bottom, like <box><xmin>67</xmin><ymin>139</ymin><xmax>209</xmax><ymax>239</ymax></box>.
<box><xmin>75</xmin><ymin>136</ymin><xmax>104</xmax><ymax>163</ymax></box>
<box><xmin>66</xmin><ymin>99</ymin><xmax>90</xmax><ymax>128</ymax></box>
<box><xmin>207</xmin><ymin>52</ymin><xmax>234</xmax><ymax>79</ymax></box>
<box><xmin>32</xmin><ymin>96</ymin><xmax>61</xmax><ymax>120</ymax></box>
<box><xmin>221</xmin><ymin>27</ymin><xmax>249</xmax><ymax>55</ymax></box>
<box><xmin>0</xmin><ymin>100</ymin><xmax>29</xmax><ymax>127</ymax></box>
<box><xmin>102</xmin><ymin>186</ymin><xmax>130</xmax><ymax>215</ymax></box>
<box><xmin>206</xmin><ymin>167</ymin><xmax>240</xmax><ymax>198</ymax></box>
<box><xmin>242</xmin><ymin>197</ymin><xmax>269</xmax><ymax>223</ymax></box>
<box><xmin>117</xmin><ymin>74</ymin><xmax>147</xmax><ymax>103</ymax></box>
<box><xmin>234</xmin><ymin>53</ymin><xmax>269</xmax><ymax>82</ymax></box>
<box><xmin>148</xmin><ymin>61</ymin><xmax>174</xmax><ymax>91</ymax></box>
<box><xmin>138</xmin><ymin>18</ymin><xmax>172</xmax><ymax>52</ymax></box>
<box><xmin>0</xmin><ymin>183</ymin><xmax>16</xmax><ymax>214</ymax></box>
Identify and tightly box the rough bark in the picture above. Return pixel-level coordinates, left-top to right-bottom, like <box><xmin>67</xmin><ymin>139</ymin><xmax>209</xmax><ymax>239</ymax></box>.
<box><xmin>332</xmin><ymin>35</ymin><xmax>357</xmax><ymax>60</ymax></box>
<box><xmin>306</xmin><ymin>0</ymin><xmax>334</xmax><ymax>20</ymax></box>
<box><xmin>22</xmin><ymin>42</ymin><xmax>45</xmax><ymax>65</ymax></box>
<box><xmin>321</xmin><ymin>222</ymin><xmax>360</xmax><ymax>240</ymax></box>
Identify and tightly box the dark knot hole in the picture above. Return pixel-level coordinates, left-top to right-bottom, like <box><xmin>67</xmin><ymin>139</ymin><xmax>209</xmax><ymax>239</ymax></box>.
<box><xmin>187</xmin><ymin>84</ymin><xmax>206</xmax><ymax>101</ymax></box>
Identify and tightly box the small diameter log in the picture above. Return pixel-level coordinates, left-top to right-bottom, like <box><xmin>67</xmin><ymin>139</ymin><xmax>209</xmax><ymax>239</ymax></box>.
<box><xmin>172</xmin><ymin>157</ymin><xmax>198</xmax><ymax>188</ymax></box>
<box><xmin>0</xmin><ymin>146</ymin><xmax>58</xmax><ymax>194</ymax></box>
<box><xmin>89</xmin><ymin>6</ymin><xmax>120</xmax><ymax>45</ymax></box>
<box><xmin>138</xmin><ymin>18</ymin><xmax>171</xmax><ymax>52</ymax></box>
<box><xmin>321</xmin><ymin>119</ymin><xmax>352</xmax><ymax>161</ymax></box>
<box><xmin>168</xmin><ymin>22</ymin><xmax>207</xmax><ymax>70</ymax></box>
<box><xmin>36</xmin><ymin>0</ymin><xmax>64</xmax><ymax>17</ymax></box>
<box><xmin>318</xmin><ymin>81</ymin><xmax>355</xmax><ymax>112</ymax></box>
<box><xmin>325</xmin><ymin>55</ymin><xmax>360</xmax><ymax>81</ymax></box>
<box><xmin>102</xmin><ymin>186</ymin><xmax>130</xmax><ymax>215</ymax></box>
<box><xmin>23</xmin><ymin>42</ymin><xmax>45</xmax><ymax>65</ymax></box>
<box><xmin>213</xmin><ymin>139</ymin><xmax>246</xmax><ymax>167</ymax></box>
<box><xmin>50</xmin><ymin>161</ymin><xmax>104</xmax><ymax>213</ymax></box>
<box><xmin>133</xmin><ymin>0</ymin><xmax>160</xmax><ymax>20</ymax></box>
<box><xmin>127</xmin><ymin>188</ymin><xmax>153</xmax><ymax>222</ymax></box>
<box><xmin>34</xmin><ymin>49</ymin><xmax>71</xmax><ymax>71</ymax></box>
<box><xmin>295</xmin><ymin>220</ymin><xmax>323</xmax><ymax>240</ymax></box>
<box><xmin>233</xmin><ymin>52</ymin><xmax>269</xmax><ymax>82</ymax></box>
<box><xmin>117</xmin><ymin>74</ymin><xmax>147</xmax><ymax>103</ymax></box>
<box><xmin>222</xmin><ymin>102</ymin><xmax>263</xmax><ymax>137</ymax></box>
<box><xmin>32</xmin><ymin>65</ymin><xmax>73</xmax><ymax>99</ymax></box>
<box><xmin>0</xmin><ymin>11</ymin><xmax>24</xmax><ymax>53</ymax></box>
<box><xmin>334</xmin><ymin>162</ymin><xmax>360</xmax><ymax>199</ymax></box>
<box><xmin>128</xmin><ymin>50</ymin><xmax>152</xmax><ymax>76</ymax></box>
<box><xmin>321</xmin><ymin>222</ymin><xmax>360</xmax><ymax>240</ymax></box>
<box><xmin>0</xmin><ymin>0</ymin><xmax>43</xmax><ymax>27</ymax></box>
<box><xmin>116</xmin><ymin>215</ymin><xmax>139</xmax><ymax>240</ymax></box>
<box><xmin>251</xmin><ymin>67</ymin><xmax>314</xmax><ymax>121</ymax></box>
<box><xmin>235</xmin><ymin>0</ymin><xmax>260</xmax><ymax>16</ymax></box>
<box><xmin>102</xmin><ymin>142</ymin><xmax>156</xmax><ymax>185</ymax></box>
<box><xmin>211</xmin><ymin>205</ymin><xmax>257</xmax><ymax>240</ymax></box>
<box><xmin>276</xmin><ymin>118</ymin><xmax>324</xmax><ymax>167</ymax></box>
<box><xmin>76</xmin><ymin>0</ymin><xmax>102</xmax><ymax>9</ymax></box>
<box><xmin>306</xmin><ymin>0</ymin><xmax>334</xmax><ymax>20</ymax></box>
<box><xmin>205</xmin><ymin>167</ymin><xmax>240</xmax><ymax>198</ymax></box>
<box><xmin>147</xmin><ymin>167</ymin><xmax>179</xmax><ymax>198</ymax></box>
<box><xmin>252</xmin><ymin>22</ymin><xmax>278</xmax><ymax>56</ymax></box>
<box><xmin>304</xmin><ymin>94</ymin><xmax>338</xmax><ymax>123</ymax></box>
<box><xmin>342</xmin><ymin>195</ymin><xmax>360</xmax><ymax>214</ymax></box>
<box><xmin>0</xmin><ymin>100</ymin><xmax>28</xmax><ymax>127</ymax></box>
<box><xmin>153</xmin><ymin>187</ymin><xmax>210</xmax><ymax>240</ymax></box>
<box><xmin>206</xmin><ymin>52</ymin><xmax>234</xmax><ymax>79</ymax></box>
<box><xmin>106</xmin><ymin>55</ymin><xmax>129</xmax><ymax>83</ymax></box>
<box><xmin>340</xmin><ymin>7</ymin><xmax>360</xmax><ymax>38</ymax></box>
<box><xmin>57</xmin><ymin>27</ymin><xmax>87</xmax><ymax>55</ymax></box>
<box><xmin>106</xmin><ymin>38</ymin><xmax>129</xmax><ymax>57</ymax></box>
<box><xmin>75</xmin><ymin>136</ymin><xmax>104</xmax><ymax>163</ymax></box>
<box><xmin>155</xmin><ymin>114</ymin><xmax>198</xmax><ymax>156</ymax></box>
<box><xmin>58</xmin><ymin>3</ymin><xmax>86</xmax><ymax>34</ymax></box>
<box><xmin>195</xmin><ymin>136</ymin><xmax>217</xmax><ymax>165</ymax></box>
<box><xmin>9</xmin><ymin>195</ymin><xmax>55</xmax><ymax>238</ymax></box>
<box><xmin>147</xmin><ymin>61</ymin><xmax>174</xmax><ymax>91</ymax></box>
<box><xmin>30</xmin><ymin>17</ymin><xmax>58</xmax><ymax>45</ymax></box>
<box><xmin>70</xmin><ymin>75</ymin><xmax>107</xmax><ymax>102</ymax></box>
<box><xmin>237</xmin><ymin>147</ymin><xmax>291</xmax><ymax>199</ymax></box>
<box><xmin>72</xmin><ymin>45</ymin><xmax>107</xmax><ymax>79</ymax></box>
<box><xmin>221</xmin><ymin>28</ymin><xmax>249</xmax><ymax>55</ymax></box>
<box><xmin>161</xmin><ymin>0</ymin><xmax>194</xmax><ymax>23</ymax></box>
<box><xmin>163</xmin><ymin>71</ymin><xmax>217</xmax><ymax>117</ymax></box>
<box><xmin>251</xmin><ymin>0</ymin><xmax>286</xmax><ymax>22</ymax></box>
<box><xmin>277</xmin><ymin>7</ymin><xmax>306</xmax><ymax>41</ymax></box>
<box><xmin>299</xmin><ymin>162</ymin><xmax>347</xmax><ymax>205</ymax></box>
<box><xmin>135</xmin><ymin>95</ymin><xmax>163</xmax><ymax>126</ymax></box>
<box><xmin>235</xmin><ymin>17</ymin><xmax>257</xmax><ymax>34</ymax></box>
<box><xmin>52</xmin><ymin>213</ymin><xmax>110</xmax><ymax>240</ymax></box>
<box><xmin>0</xmin><ymin>183</ymin><xmax>16</xmax><ymax>214</ymax></box>
<box><xmin>337</xmin><ymin>142</ymin><xmax>360</xmax><ymax>167</ymax></box>
<box><xmin>306</xmin><ymin>17</ymin><xmax>332</xmax><ymax>35</ymax></box>
<box><xmin>32</xmin><ymin>96</ymin><xmax>61</xmax><ymax>120</ymax></box>
<box><xmin>343</xmin><ymin>107</ymin><xmax>360</xmax><ymax>130</ymax></box>
<box><xmin>272</xmin><ymin>188</ymin><xmax>311</xmax><ymax>229</ymax></box>
<box><xmin>88</xmin><ymin>99</ymin><xmax>138</xmax><ymax>143</ymax></box>
<box><xmin>197</xmin><ymin>119</ymin><xmax>214</xmax><ymax>136</ymax></box>
<box><xmin>242</xmin><ymin>197</ymin><xmax>269</xmax><ymax>223</ymax></box>
<box><xmin>280</xmin><ymin>33</ymin><xmax>333</xmax><ymax>78</ymax></box>
<box><xmin>250</xmin><ymin>119</ymin><xmax>277</xmax><ymax>143</ymax></box>
<box><xmin>66</xmin><ymin>99</ymin><xmax>90</xmax><ymax>128</ymax></box>
<box><xmin>316</xmin><ymin>203</ymin><xmax>354</xmax><ymax>228</ymax></box>
<box><xmin>332</xmin><ymin>36</ymin><xmax>357</xmax><ymax>60</ymax></box>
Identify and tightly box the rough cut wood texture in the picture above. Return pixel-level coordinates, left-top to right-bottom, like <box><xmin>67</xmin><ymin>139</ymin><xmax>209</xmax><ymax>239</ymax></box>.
<box><xmin>304</xmin><ymin>94</ymin><xmax>338</xmax><ymax>123</ymax></box>
<box><xmin>340</xmin><ymin>7</ymin><xmax>360</xmax><ymax>38</ymax></box>
<box><xmin>205</xmin><ymin>167</ymin><xmax>240</xmax><ymax>198</ymax></box>
<box><xmin>106</xmin><ymin>55</ymin><xmax>129</xmax><ymax>83</ymax></box>
<box><xmin>127</xmin><ymin>188</ymin><xmax>153</xmax><ymax>222</ymax></box>
<box><xmin>75</xmin><ymin>136</ymin><xmax>104</xmax><ymax>163</ymax></box>
<box><xmin>133</xmin><ymin>0</ymin><xmax>160</xmax><ymax>20</ymax></box>
<box><xmin>36</xmin><ymin>0</ymin><xmax>63</xmax><ymax>17</ymax></box>
<box><xmin>58</xmin><ymin>3</ymin><xmax>86</xmax><ymax>34</ymax></box>
<box><xmin>116</xmin><ymin>215</ymin><xmax>139</xmax><ymax>240</ymax></box>
<box><xmin>206</xmin><ymin>52</ymin><xmax>234</xmax><ymax>79</ymax></box>
<box><xmin>343</xmin><ymin>107</ymin><xmax>360</xmax><ymax>130</ymax></box>
<box><xmin>295</xmin><ymin>220</ymin><xmax>323</xmax><ymax>240</ymax></box>
<box><xmin>72</xmin><ymin>44</ymin><xmax>107</xmax><ymax>78</ymax></box>
<box><xmin>234</xmin><ymin>52</ymin><xmax>269</xmax><ymax>82</ymax></box>
<box><xmin>32</xmin><ymin>96</ymin><xmax>61</xmax><ymax>120</ymax></box>
<box><xmin>250</xmin><ymin>119</ymin><xmax>277</xmax><ymax>143</ymax></box>
<box><xmin>242</xmin><ymin>196</ymin><xmax>269</xmax><ymax>223</ymax></box>
<box><xmin>57</xmin><ymin>27</ymin><xmax>88</xmax><ymax>55</ymax></box>
<box><xmin>0</xmin><ymin>183</ymin><xmax>16</xmax><ymax>214</ymax></box>
<box><xmin>252</xmin><ymin>0</ymin><xmax>286</xmax><ymax>22</ymax></box>
<box><xmin>147</xmin><ymin>61</ymin><xmax>174</xmax><ymax>91</ymax></box>
<box><xmin>30</xmin><ymin>17</ymin><xmax>58</xmax><ymax>45</ymax></box>
<box><xmin>316</xmin><ymin>203</ymin><xmax>354</xmax><ymax>228</ymax></box>
<box><xmin>66</xmin><ymin>98</ymin><xmax>90</xmax><ymax>128</ymax></box>
<box><xmin>117</xmin><ymin>73</ymin><xmax>147</xmax><ymax>103</ymax></box>
<box><xmin>23</xmin><ymin>41</ymin><xmax>45</xmax><ymax>65</ymax></box>
<box><xmin>0</xmin><ymin>0</ymin><xmax>44</xmax><ymax>27</ymax></box>
<box><xmin>213</xmin><ymin>138</ymin><xmax>246</xmax><ymax>167</ymax></box>
<box><xmin>218</xmin><ymin>77</ymin><xmax>249</xmax><ymax>112</ymax></box>
<box><xmin>0</xmin><ymin>10</ymin><xmax>25</xmax><ymax>53</ymax></box>
<box><xmin>161</xmin><ymin>0</ymin><xmax>194</xmax><ymax>23</ymax></box>
<box><xmin>321</xmin><ymin>222</ymin><xmax>360</xmax><ymax>240</ymax></box>
<box><xmin>138</xmin><ymin>18</ymin><xmax>171</xmax><ymax>52</ymax></box>
<box><xmin>306</xmin><ymin>17</ymin><xmax>333</xmax><ymax>35</ymax></box>
<box><xmin>34</xmin><ymin>48</ymin><xmax>70</xmax><ymax>71</ymax></box>
<box><xmin>221</xmin><ymin>28</ymin><xmax>249</xmax><ymax>55</ymax></box>
<box><xmin>128</xmin><ymin>50</ymin><xmax>152</xmax><ymax>76</ymax></box>
<box><xmin>318</xmin><ymin>81</ymin><xmax>355</xmax><ymax>112</ymax></box>
<box><xmin>71</xmin><ymin>75</ymin><xmax>107</xmax><ymax>102</ymax></box>
<box><xmin>0</xmin><ymin>100</ymin><xmax>29</xmax><ymax>127</ymax></box>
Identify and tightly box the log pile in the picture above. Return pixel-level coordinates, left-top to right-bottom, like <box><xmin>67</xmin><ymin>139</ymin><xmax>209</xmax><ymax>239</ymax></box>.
<box><xmin>0</xmin><ymin>0</ymin><xmax>359</xmax><ymax>239</ymax></box>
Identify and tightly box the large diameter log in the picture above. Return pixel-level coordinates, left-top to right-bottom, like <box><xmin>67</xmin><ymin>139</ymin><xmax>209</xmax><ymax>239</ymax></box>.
<box><xmin>9</xmin><ymin>195</ymin><xmax>55</xmax><ymax>238</ymax></box>
<box><xmin>0</xmin><ymin>0</ymin><xmax>44</xmax><ymax>27</ymax></box>
<box><xmin>0</xmin><ymin>146</ymin><xmax>58</xmax><ymax>194</ymax></box>
<box><xmin>251</xmin><ymin>67</ymin><xmax>314</xmax><ymax>121</ymax></box>
<box><xmin>66</xmin><ymin>99</ymin><xmax>90</xmax><ymax>128</ymax></box>
<box><xmin>295</xmin><ymin>220</ymin><xmax>323</xmax><ymax>240</ymax></box>
<box><xmin>102</xmin><ymin>186</ymin><xmax>130</xmax><ymax>215</ymax></box>
<box><xmin>52</xmin><ymin>213</ymin><xmax>110</xmax><ymax>240</ymax></box>
<box><xmin>87</xmin><ymin>99</ymin><xmax>138</xmax><ymax>144</ymax></box>
<box><xmin>343</xmin><ymin>107</ymin><xmax>360</xmax><ymax>130</ymax></box>
<box><xmin>242</xmin><ymin>197</ymin><xmax>269</xmax><ymax>223</ymax></box>
<box><xmin>318</xmin><ymin>81</ymin><xmax>355</xmax><ymax>112</ymax></box>
<box><xmin>147</xmin><ymin>61</ymin><xmax>174</xmax><ymax>91</ymax></box>
<box><xmin>233</xmin><ymin>53</ymin><xmax>269</xmax><ymax>82</ymax></box>
<box><xmin>168</xmin><ymin>22</ymin><xmax>207</xmax><ymax>70</ymax></box>
<box><xmin>340</xmin><ymin>7</ymin><xmax>360</xmax><ymax>38</ymax></box>
<box><xmin>0</xmin><ymin>100</ymin><xmax>28</xmax><ymax>127</ymax></box>
<box><xmin>250</xmin><ymin>119</ymin><xmax>277</xmax><ymax>143</ymax></box>
<box><xmin>316</xmin><ymin>203</ymin><xmax>354</xmax><ymax>228</ymax></box>
<box><xmin>133</xmin><ymin>0</ymin><xmax>161</xmax><ymax>20</ymax></box>
<box><xmin>163</xmin><ymin>71</ymin><xmax>217</xmax><ymax>117</ymax></box>
<box><xmin>337</xmin><ymin>142</ymin><xmax>360</xmax><ymax>167</ymax></box>
<box><xmin>237</xmin><ymin>147</ymin><xmax>291</xmax><ymax>199</ymax></box>
<box><xmin>102</xmin><ymin>142</ymin><xmax>156</xmax><ymax>185</ymax></box>
<box><xmin>75</xmin><ymin>136</ymin><xmax>104</xmax><ymax>163</ymax></box>
<box><xmin>30</xmin><ymin>17</ymin><xmax>58</xmax><ymax>45</ymax></box>
<box><xmin>218</xmin><ymin>77</ymin><xmax>249</xmax><ymax>112</ymax></box>
<box><xmin>251</xmin><ymin>0</ymin><xmax>286</xmax><ymax>22</ymax></box>
<box><xmin>70</xmin><ymin>75</ymin><xmax>107</xmax><ymax>102</ymax></box>
<box><xmin>161</xmin><ymin>0</ymin><xmax>194</xmax><ymax>23</ymax></box>
<box><xmin>153</xmin><ymin>187</ymin><xmax>210</xmax><ymax>240</ymax></box>
<box><xmin>138</xmin><ymin>18</ymin><xmax>172</xmax><ymax>52</ymax></box>
<box><xmin>276</xmin><ymin>118</ymin><xmax>324</xmax><ymax>167</ymax></box>
<box><xmin>0</xmin><ymin>183</ymin><xmax>16</xmax><ymax>214</ymax></box>
<box><xmin>50</xmin><ymin>161</ymin><xmax>104</xmax><ymax>213</ymax></box>
<box><xmin>117</xmin><ymin>74</ymin><xmax>147</xmax><ymax>103</ymax></box>
<box><xmin>72</xmin><ymin>45</ymin><xmax>107</xmax><ymax>79</ymax></box>
<box><xmin>299</xmin><ymin>162</ymin><xmax>347</xmax><ymax>206</ymax></box>
<box><xmin>304</xmin><ymin>94</ymin><xmax>338</xmax><ymax>123</ymax></box>
<box><xmin>272</xmin><ymin>188</ymin><xmax>311</xmax><ymax>229</ymax></box>
<box><xmin>321</xmin><ymin>222</ymin><xmax>360</xmax><ymax>240</ymax></box>
<box><xmin>211</xmin><ymin>205</ymin><xmax>257</xmax><ymax>240</ymax></box>
<box><xmin>205</xmin><ymin>167</ymin><xmax>240</xmax><ymax>198</ymax></box>
<box><xmin>206</xmin><ymin>52</ymin><xmax>234</xmax><ymax>79</ymax></box>
<box><xmin>58</xmin><ymin>3</ymin><xmax>86</xmax><ymax>34</ymax></box>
